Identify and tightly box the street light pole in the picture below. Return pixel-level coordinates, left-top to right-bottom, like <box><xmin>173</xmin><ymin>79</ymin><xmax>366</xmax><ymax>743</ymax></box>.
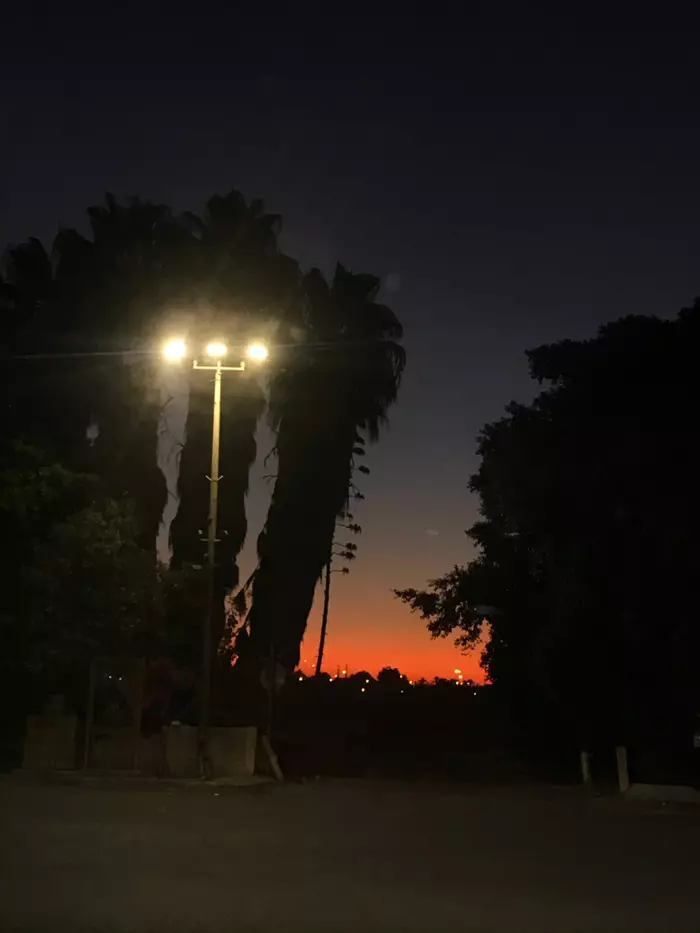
<box><xmin>193</xmin><ymin>354</ymin><xmax>244</xmax><ymax>778</ymax></box>
<box><xmin>163</xmin><ymin>338</ymin><xmax>268</xmax><ymax>778</ymax></box>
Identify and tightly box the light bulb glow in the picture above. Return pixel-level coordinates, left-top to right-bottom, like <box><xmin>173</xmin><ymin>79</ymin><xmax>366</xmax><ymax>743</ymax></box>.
<box><xmin>163</xmin><ymin>339</ymin><xmax>186</xmax><ymax>361</ymax></box>
<box><xmin>246</xmin><ymin>342</ymin><xmax>268</xmax><ymax>361</ymax></box>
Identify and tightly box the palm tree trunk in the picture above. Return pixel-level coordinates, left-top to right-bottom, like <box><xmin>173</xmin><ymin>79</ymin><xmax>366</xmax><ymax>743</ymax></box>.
<box><xmin>315</xmin><ymin>553</ymin><xmax>332</xmax><ymax>676</ymax></box>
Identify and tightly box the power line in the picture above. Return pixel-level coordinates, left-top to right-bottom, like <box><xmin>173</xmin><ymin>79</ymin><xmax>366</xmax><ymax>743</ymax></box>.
<box><xmin>3</xmin><ymin>349</ymin><xmax>151</xmax><ymax>361</ymax></box>
<box><xmin>2</xmin><ymin>335</ymin><xmax>400</xmax><ymax>362</ymax></box>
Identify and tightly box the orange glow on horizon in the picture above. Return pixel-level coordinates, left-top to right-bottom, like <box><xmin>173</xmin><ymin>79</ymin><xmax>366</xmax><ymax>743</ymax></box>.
<box><xmin>299</xmin><ymin>590</ymin><xmax>487</xmax><ymax>683</ymax></box>
<box><xmin>236</xmin><ymin>489</ymin><xmax>488</xmax><ymax>684</ymax></box>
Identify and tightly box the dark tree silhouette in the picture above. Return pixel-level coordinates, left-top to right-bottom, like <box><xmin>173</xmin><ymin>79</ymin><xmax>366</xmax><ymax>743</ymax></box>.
<box><xmin>3</xmin><ymin>194</ymin><xmax>406</xmax><ymax>723</ymax></box>
<box><xmin>1</xmin><ymin>236</ymin><xmax>95</xmax><ymax>466</ymax></box>
<box><xmin>376</xmin><ymin>667</ymin><xmax>407</xmax><ymax>690</ymax></box>
<box><xmin>169</xmin><ymin>192</ymin><xmax>298</xmax><ymax>656</ymax></box>
<box><xmin>316</xmin><ymin>484</ymin><xmax>363</xmax><ymax>676</ymax></box>
<box><xmin>347</xmin><ymin>671</ymin><xmax>375</xmax><ymax>687</ymax></box>
<box><xmin>0</xmin><ymin>440</ymin><xmax>160</xmax><ymax>684</ymax></box>
<box><xmin>396</xmin><ymin>302</ymin><xmax>700</xmax><ymax>748</ymax></box>
<box><xmin>237</xmin><ymin>264</ymin><xmax>405</xmax><ymax>684</ymax></box>
<box><xmin>1</xmin><ymin>189</ymin><xmax>298</xmax><ymax>563</ymax></box>
<box><xmin>0</xmin><ymin>195</ymin><xmax>191</xmax><ymax>545</ymax></box>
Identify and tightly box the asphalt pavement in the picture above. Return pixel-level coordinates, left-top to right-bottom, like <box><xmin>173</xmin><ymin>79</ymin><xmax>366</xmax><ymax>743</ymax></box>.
<box><xmin>1</xmin><ymin>775</ymin><xmax>699</xmax><ymax>932</ymax></box>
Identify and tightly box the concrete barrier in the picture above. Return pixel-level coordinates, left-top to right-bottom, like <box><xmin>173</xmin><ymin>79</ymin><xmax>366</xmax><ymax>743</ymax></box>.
<box><xmin>90</xmin><ymin>727</ymin><xmax>137</xmax><ymax>770</ymax></box>
<box><xmin>164</xmin><ymin>725</ymin><xmax>199</xmax><ymax>777</ymax></box>
<box><xmin>22</xmin><ymin>714</ymin><xmax>257</xmax><ymax>779</ymax></box>
<box><xmin>22</xmin><ymin>713</ymin><xmax>77</xmax><ymax>770</ymax></box>
<box><xmin>164</xmin><ymin>725</ymin><xmax>257</xmax><ymax>777</ymax></box>
<box><xmin>88</xmin><ymin>728</ymin><xmax>163</xmax><ymax>772</ymax></box>
<box><xmin>626</xmin><ymin>783</ymin><xmax>700</xmax><ymax>804</ymax></box>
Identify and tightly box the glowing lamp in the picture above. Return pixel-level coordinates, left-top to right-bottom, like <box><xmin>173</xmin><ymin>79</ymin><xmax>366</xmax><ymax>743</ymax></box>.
<box><xmin>163</xmin><ymin>339</ymin><xmax>186</xmax><ymax>361</ymax></box>
<box><xmin>246</xmin><ymin>342</ymin><xmax>268</xmax><ymax>362</ymax></box>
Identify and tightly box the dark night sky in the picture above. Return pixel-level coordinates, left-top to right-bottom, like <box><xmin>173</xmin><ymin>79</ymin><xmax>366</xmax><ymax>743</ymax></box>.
<box><xmin>3</xmin><ymin>8</ymin><xmax>700</xmax><ymax>677</ymax></box>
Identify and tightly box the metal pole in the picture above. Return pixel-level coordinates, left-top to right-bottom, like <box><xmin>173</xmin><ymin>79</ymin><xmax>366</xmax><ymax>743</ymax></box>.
<box><xmin>83</xmin><ymin>659</ymin><xmax>95</xmax><ymax>769</ymax></box>
<box><xmin>199</xmin><ymin>360</ymin><xmax>222</xmax><ymax>775</ymax></box>
<box><xmin>315</xmin><ymin>554</ymin><xmax>332</xmax><ymax>676</ymax></box>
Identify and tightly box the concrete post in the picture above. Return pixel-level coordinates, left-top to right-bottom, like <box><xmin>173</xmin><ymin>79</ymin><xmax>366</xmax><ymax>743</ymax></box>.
<box><xmin>616</xmin><ymin>745</ymin><xmax>630</xmax><ymax>793</ymax></box>
<box><xmin>580</xmin><ymin>750</ymin><xmax>592</xmax><ymax>786</ymax></box>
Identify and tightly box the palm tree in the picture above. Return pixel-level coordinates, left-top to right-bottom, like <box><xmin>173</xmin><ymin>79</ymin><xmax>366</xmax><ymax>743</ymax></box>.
<box><xmin>170</xmin><ymin>192</ymin><xmax>299</xmax><ymax>657</ymax></box>
<box><xmin>3</xmin><ymin>190</ymin><xmax>298</xmax><ymax>559</ymax></box>
<box><xmin>238</xmin><ymin>263</ymin><xmax>405</xmax><ymax>679</ymax></box>
<box><xmin>2</xmin><ymin>195</ymin><xmax>193</xmax><ymax>547</ymax></box>
<box><xmin>53</xmin><ymin>195</ymin><xmax>188</xmax><ymax>547</ymax></box>
<box><xmin>1</xmin><ymin>238</ymin><xmax>62</xmax><ymax>447</ymax></box>
<box><xmin>1</xmin><ymin>234</ymin><xmax>110</xmax><ymax>473</ymax></box>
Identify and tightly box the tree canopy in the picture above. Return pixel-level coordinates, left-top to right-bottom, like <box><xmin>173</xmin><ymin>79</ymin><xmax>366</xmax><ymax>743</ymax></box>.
<box><xmin>2</xmin><ymin>189</ymin><xmax>405</xmax><ymax>700</ymax></box>
<box><xmin>396</xmin><ymin>302</ymin><xmax>700</xmax><ymax>746</ymax></box>
<box><xmin>0</xmin><ymin>441</ymin><xmax>160</xmax><ymax>683</ymax></box>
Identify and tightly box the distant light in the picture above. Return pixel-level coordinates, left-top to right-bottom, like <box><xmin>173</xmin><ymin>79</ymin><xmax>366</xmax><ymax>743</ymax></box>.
<box><xmin>365</xmin><ymin>678</ymin><xmax>370</xmax><ymax>684</ymax></box>
<box><xmin>409</xmin><ymin>680</ymin><xmax>413</xmax><ymax>685</ymax></box>
<box><xmin>205</xmin><ymin>341</ymin><xmax>227</xmax><ymax>358</ymax></box>
<box><xmin>246</xmin><ymin>342</ymin><xmax>268</xmax><ymax>362</ymax></box>
<box><xmin>458</xmin><ymin>674</ymin><xmax>463</xmax><ymax>680</ymax></box>
<box><xmin>361</xmin><ymin>687</ymin><xmax>366</xmax><ymax>693</ymax></box>
<box><xmin>454</xmin><ymin>669</ymin><xmax>462</xmax><ymax>675</ymax></box>
<box><xmin>341</xmin><ymin>669</ymin><xmax>347</xmax><ymax>675</ymax></box>
<box><xmin>164</xmin><ymin>338</ymin><xmax>186</xmax><ymax>361</ymax></box>
<box><xmin>401</xmin><ymin>689</ymin><xmax>404</xmax><ymax>694</ymax></box>
<box><xmin>298</xmin><ymin>676</ymin><xmax>303</xmax><ymax>682</ymax></box>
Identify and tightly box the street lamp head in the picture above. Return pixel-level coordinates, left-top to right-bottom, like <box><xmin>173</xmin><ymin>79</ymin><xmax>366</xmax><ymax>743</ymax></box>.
<box><xmin>205</xmin><ymin>341</ymin><xmax>228</xmax><ymax>358</ymax></box>
<box><xmin>163</xmin><ymin>338</ymin><xmax>187</xmax><ymax>361</ymax></box>
<box><xmin>246</xmin><ymin>342</ymin><xmax>268</xmax><ymax>362</ymax></box>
